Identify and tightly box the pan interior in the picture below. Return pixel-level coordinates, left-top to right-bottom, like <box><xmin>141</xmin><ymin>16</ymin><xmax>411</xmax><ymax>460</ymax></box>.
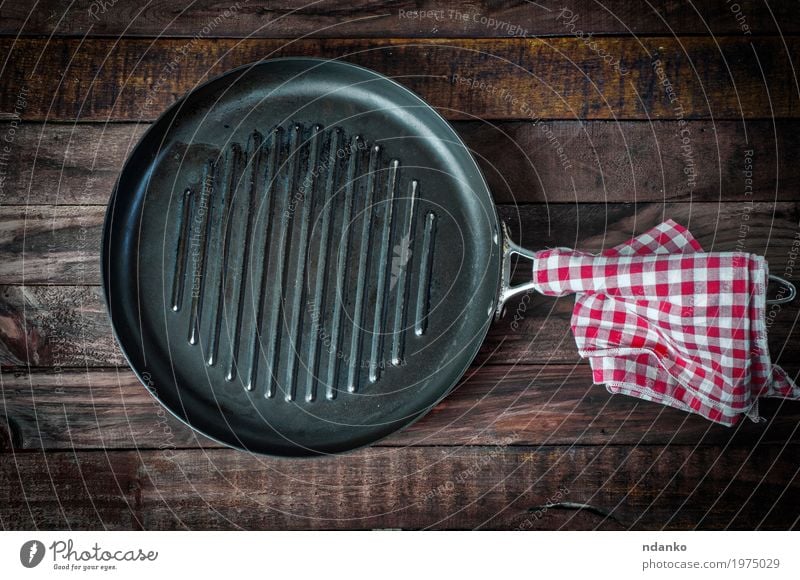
<box><xmin>103</xmin><ymin>59</ymin><xmax>501</xmax><ymax>456</ymax></box>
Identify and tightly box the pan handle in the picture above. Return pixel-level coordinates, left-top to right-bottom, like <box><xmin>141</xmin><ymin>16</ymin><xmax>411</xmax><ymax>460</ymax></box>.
<box><xmin>493</xmin><ymin>224</ymin><xmax>799</xmax><ymax>317</ymax></box>
<box><xmin>767</xmin><ymin>274</ymin><xmax>797</xmax><ymax>305</ymax></box>
<box><xmin>495</xmin><ymin>223</ymin><xmax>538</xmax><ymax>319</ymax></box>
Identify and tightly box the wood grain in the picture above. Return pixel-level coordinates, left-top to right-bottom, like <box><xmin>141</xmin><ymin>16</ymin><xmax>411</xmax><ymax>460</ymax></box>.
<box><xmin>3</xmin><ymin>119</ymin><xmax>799</xmax><ymax>205</ymax></box>
<box><xmin>0</xmin><ymin>206</ymin><xmax>103</xmax><ymax>285</ymax></box>
<box><xmin>2</xmin><ymin>270</ymin><xmax>798</xmax><ymax>369</ymax></box>
<box><xmin>0</xmin><ymin>122</ymin><xmax>142</xmax><ymax>205</ymax></box>
<box><xmin>1</xmin><ymin>445</ymin><xmax>797</xmax><ymax>529</ymax></box>
<box><xmin>1</xmin><ymin>202</ymin><xmax>797</xmax><ymax>285</ymax></box>
<box><xmin>1</xmin><ymin>2</ymin><xmax>798</xmax><ymax>534</ymax></box>
<box><xmin>2</xmin><ymin>366</ymin><xmax>800</xmax><ymax>452</ymax></box>
<box><xmin>2</xmin><ymin>36</ymin><xmax>798</xmax><ymax>121</ymax></box>
<box><xmin>0</xmin><ymin>285</ymin><xmax>124</xmax><ymax>367</ymax></box>
<box><xmin>2</xmin><ymin>202</ymin><xmax>798</xmax><ymax>368</ymax></box>
<box><xmin>2</xmin><ymin>1</ymin><xmax>797</xmax><ymax>38</ymax></box>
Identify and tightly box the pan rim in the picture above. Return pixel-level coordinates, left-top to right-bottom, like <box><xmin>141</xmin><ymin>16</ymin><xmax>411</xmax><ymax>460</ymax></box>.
<box><xmin>101</xmin><ymin>56</ymin><xmax>503</xmax><ymax>457</ymax></box>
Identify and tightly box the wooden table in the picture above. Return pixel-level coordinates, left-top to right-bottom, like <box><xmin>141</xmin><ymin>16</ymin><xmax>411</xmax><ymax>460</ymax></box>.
<box><xmin>1</xmin><ymin>0</ymin><xmax>799</xmax><ymax>530</ymax></box>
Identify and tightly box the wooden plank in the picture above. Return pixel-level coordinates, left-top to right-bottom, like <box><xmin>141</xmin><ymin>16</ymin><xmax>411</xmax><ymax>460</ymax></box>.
<box><xmin>3</xmin><ymin>247</ymin><xmax>798</xmax><ymax>368</ymax></box>
<box><xmin>472</xmin><ymin>118</ymin><xmax>799</xmax><ymax>204</ymax></box>
<box><xmin>0</xmin><ymin>446</ymin><xmax>797</xmax><ymax>529</ymax></box>
<box><xmin>0</xmin><ymin>285</ymin><xmax>124</xmax><ymax>367</ymax></box>
<box><xmin>2</xmin><ymin>366</ymin><xmax>800</xmax><ymax>451</ymax></box>
<box><xmin>0</xmin><ymin>206</ymin><xmax>103</xmax><ymax>285</ymax></box>
<box><xmin>2</xmin><ymin>1</ymin><xmax>797</xmax><ymax>37</ymax></box>
<box><xmin>0</xmin><ymin>122</ymin><xmax>142</xmax><ymax>205</ymax></box>
<box><xmin>1</xmin><ymin>271</ymin><xmax>798</xmax><ymax>369</ymax></box>
<box><xmin>1</xmin><ymin>201</ymin><xmax>797</xmax><ymax>285</ymax></box>
<box><xmin>2</xmin><ymin>202</ymin><xmax>799</xmax><ymax>367</ymax></box>
<box><xmin>3</xmin><ymin>119</ymin><xmax>799</xmax><ymax>205</ymax></box>
<box><xmin>2</xmin><ymin>37</ymin><xmax>798</xmax><ymax>121</ymax></box>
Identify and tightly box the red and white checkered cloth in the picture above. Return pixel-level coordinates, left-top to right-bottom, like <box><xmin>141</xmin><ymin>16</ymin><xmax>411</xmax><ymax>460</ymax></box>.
<box><xmin>531</xmin><ymin>220</ymin><xmax>799</xmax><ymax>425</ymax></box>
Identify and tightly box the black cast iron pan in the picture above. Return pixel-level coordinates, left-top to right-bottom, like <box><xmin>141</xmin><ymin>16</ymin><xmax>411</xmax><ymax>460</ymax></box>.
<box><xmin>103</xmin><ymin>58</ymin><xmax>537</xmax><ymax>456</ymax></box>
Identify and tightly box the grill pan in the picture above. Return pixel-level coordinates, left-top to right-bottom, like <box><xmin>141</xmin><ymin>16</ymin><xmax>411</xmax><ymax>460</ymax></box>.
<box><xmin>103</xmin><ymin>58</ymin><xmax>536</xmax><ymax>456</ymax></box>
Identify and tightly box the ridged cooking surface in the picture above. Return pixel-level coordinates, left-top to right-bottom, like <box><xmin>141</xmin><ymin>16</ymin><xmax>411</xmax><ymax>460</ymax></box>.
<box><xmin>104</xmin><ymin>58</ymin><xmax>501</xmax><ymax>454</ymax></box>
<box><xmin>168</xmin><ymin>124</ymin><xmax>437</xmax><ymax>402</ymax></box>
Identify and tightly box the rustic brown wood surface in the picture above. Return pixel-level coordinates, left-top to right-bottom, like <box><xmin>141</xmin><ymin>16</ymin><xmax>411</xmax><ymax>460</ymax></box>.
<box><xmin>2</xmin><ymin>120</ymin><xmax>799</xmax><ymax>205</ymax></box>
<box><xmin>2</xmin><ymin>366</ymin><xmax>800</xmax><ymax>452</ymax></box>
<box><xmin>1</xmin><ymin>201</ymin><xmax>798</xmax><ymax>286</ymax></box>
<box><xmin>1</xmin><ymin>446</ymin><xmax>798</xmax><ymax>530</ymax></box>
<box><xmin>3</xmin><ymin>1</ymin><xmax>799</xmax><ymax>38</ymax></box>
<box><xmin>3</xmin><ymin>198</ymin><xmax>800</xmax><ymax>367</ymax></box>
<box><xmin>2</xmin><ymin>37</ymin><xmax>799</xmax><ymax>121</ymax></box>
<box><xmin>1</xmin><ymin>1</ymin><xmax>799</xmax><ymax>530</ymax></box>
